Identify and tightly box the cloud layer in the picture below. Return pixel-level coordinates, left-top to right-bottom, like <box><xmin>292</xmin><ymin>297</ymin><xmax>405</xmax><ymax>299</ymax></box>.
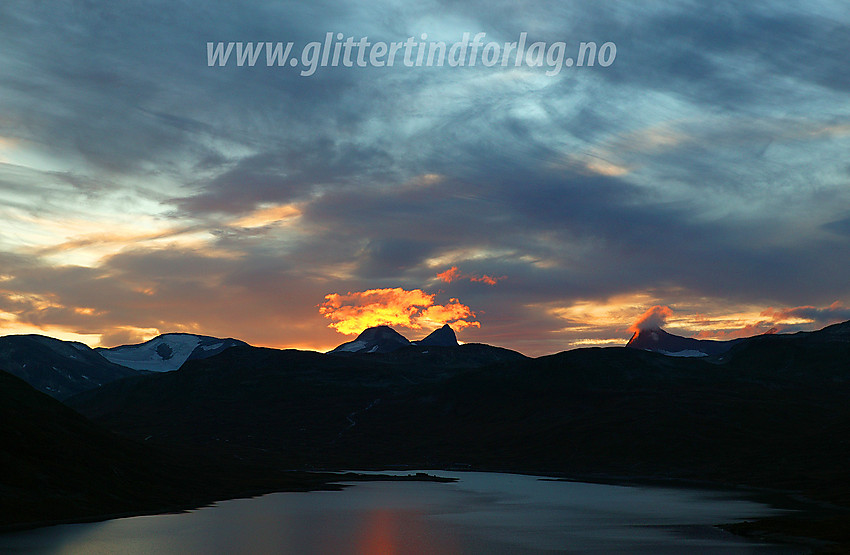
<box><xmin>0</xmin><ymin>1</ymin><xmax>849</xmax><ymax>355</ymax></box>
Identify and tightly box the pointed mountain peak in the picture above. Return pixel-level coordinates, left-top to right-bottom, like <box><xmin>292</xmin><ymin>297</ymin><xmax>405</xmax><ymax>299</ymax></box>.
<box><xmin>626</xmin><ymin>326</ymin><xmax>666</xmax><ymax>347</ymax></box>
<box><xmin>416</xmin><ymin>324</ymin><xmax>459</xmax><ymax>347</ymax></box>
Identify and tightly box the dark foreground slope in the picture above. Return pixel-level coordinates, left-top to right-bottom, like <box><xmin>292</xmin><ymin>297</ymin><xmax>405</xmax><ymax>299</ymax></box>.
<box><xmin>0</xmin><ymin>369</ymin><xmax>403</xmax><ymax>531</ymax></box>
<box><xmin>1</xmin><ymin>368</ymin><xmax>200</xmax><ymax>527</ymax></box>
<box><xmin>67</xmin><ymin>345</ymin><xmax>521</xmax><ymax>465</ymax></box>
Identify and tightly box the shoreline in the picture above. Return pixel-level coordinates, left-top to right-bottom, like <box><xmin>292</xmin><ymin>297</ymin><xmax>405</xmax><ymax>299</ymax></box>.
<box><xmin>4</xmin><ymin>467</ymin><xmax>844</xmax><ymax>554</ymax></box>
<box><xmin>0</xmin><ymin>471</ymin><xmax>454</xmax><ymax>535</ymax></box>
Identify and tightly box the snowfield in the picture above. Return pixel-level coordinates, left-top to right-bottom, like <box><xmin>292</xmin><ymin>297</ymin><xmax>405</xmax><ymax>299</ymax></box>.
<box><xmin>98</xmin><ymin>334</ymin><xmax>247</xmax><ymax>372</ymax></box>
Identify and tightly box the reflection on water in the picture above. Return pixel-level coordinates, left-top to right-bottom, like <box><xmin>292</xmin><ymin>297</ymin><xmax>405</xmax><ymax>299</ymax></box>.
<box><xmin>355</xmin><ymin>508</ymin><xmax>461</xmax><ymax>555</ymax></box>
<box><xmin>0</xmin><ymin>472</ymin><xmax>802</xmax><ymax>554</ymax></box>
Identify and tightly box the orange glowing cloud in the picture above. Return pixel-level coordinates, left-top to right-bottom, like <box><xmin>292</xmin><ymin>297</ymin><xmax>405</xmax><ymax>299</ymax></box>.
<box><xmin>694</xmin><ymin>323</ymin><xmax>777</xmax><ymax>340</ymax></box>
<box><xmin>628</xmin><ymin>305</ymin><xmax>673</xmax><ymax>334</ymax></box>
<box><xmin>437</xmin><ymin>267</ymin><xmax>462</xmax><ymax>283</ymax></box>
<box><xmin>761</xmin><ymin>301</ymin><xmax>850</xmax><ymax>325</ymax></box>
<box><xmin>231</xmin><ymin>203</ymin><xmax>301</xmax><ymax>228</ymax></box>
<box><xmin>437</xmin><ymin>266</ymin><xmax>503</xmax><ymax>286</ymax></box>
<box><xmin>319</xmin><ymin>287</ymin><xmax>479</xmax><ymax>335</ymax></box>
<box><xmin>470</xmin><ymin>275</ymin><xmax>499</xmax><ymax>286</ymax></box>
<box><xmin>421</xmin><ymin>299</ymin><xmax>481</xmax><ymax>330</ymax></box>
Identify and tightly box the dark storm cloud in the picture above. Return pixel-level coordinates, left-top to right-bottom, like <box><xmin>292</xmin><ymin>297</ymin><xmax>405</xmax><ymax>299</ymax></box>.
<box><xmin>299</xmin><ymin>149</ymin><xmax>850</xmax><ymax>307</ymax></box>
<box><xmin>824</xmin><ymin>215</ymin><xmax>850</xmax><ymax>236</ymax></box>
<box><xmin>531</xmin><ymin>2</ymin><xmax>850</xmax><ymax>110</ymax></box>
<box><xmin>0</xmin><ymin>1</ymin><xmax>372</xmax><ymax>178</ymax></box>
<box><xmin>177</xmin><ymin>138</ymin><xmax>396</xmax><ymax>214</ymax></box>
<box><xmin>643</xmin><ymin>5</ymin><xmax>850</xmax><ymax>96</ymax></box>
<box><xmin>356</xmin><ymin>239</ymin><xmax>443</xmax><ymax>278</ymax></box>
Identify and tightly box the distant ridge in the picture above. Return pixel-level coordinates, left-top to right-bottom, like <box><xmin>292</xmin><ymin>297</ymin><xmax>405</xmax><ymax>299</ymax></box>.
<box><xmin>626</xmin><ymin>326</ymin><xmax>743</xmax><ymax>357</ymax></box>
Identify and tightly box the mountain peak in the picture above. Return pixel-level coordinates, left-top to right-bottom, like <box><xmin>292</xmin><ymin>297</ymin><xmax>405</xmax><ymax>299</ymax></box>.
<box><xmin>416</xmin><ymin>324</ymin><xmax>458</xmax><ymax>347</ymax></box>
<box><xmin>355</xmin><ymin>325</ymin><xmax>409</xmax><ymax>342</ymax></box>
<box><xmin>329</xmin><ymin>325</ymin><xmax>411</xmax><ymax>354</ymax></box>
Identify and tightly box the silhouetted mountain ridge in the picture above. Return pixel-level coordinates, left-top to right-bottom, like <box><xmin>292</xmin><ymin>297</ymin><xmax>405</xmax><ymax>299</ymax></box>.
<box><xmin>626</xmin><ymin>326</ymin><xmax>744</xmax><ymax>356</ymax></box>
<box><xmin>66</xmin><ymin>320</ymin><xmax>850</xmax><ymax>491</ymax></box>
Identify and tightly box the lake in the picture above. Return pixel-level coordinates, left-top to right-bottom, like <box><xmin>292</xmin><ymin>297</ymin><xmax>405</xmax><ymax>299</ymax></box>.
<box><xmin>0</xmin><ymin>472</ymin><xmax>802</xmax><ymax>554</ymax></box>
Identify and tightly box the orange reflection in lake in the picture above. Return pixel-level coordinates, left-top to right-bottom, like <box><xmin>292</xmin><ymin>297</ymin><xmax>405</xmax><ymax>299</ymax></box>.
<box><xmin>356</xmin><ymin>508</ymin><xmax>460</xmax><ymax>555</ymax></box>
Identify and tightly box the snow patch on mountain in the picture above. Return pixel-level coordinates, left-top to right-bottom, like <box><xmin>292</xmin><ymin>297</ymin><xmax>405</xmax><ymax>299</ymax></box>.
<box><xmin>99</xmin><ymin>335</ymin><xmax>200</xmax><ymax>372</ymax></box>
<box><xmin>335</xmin><ymin>340</ymin><xmax>368</xmax><ymax>353</ymax></box>
<box><xmin>659</xmin><ymin>349</ymin><xmax>708</xmax><ymax>358</ymax></box>
<box><xmin>98</xmin><ymin>334</ymin><xmax>248</xmax><ymax>372</ymax></box>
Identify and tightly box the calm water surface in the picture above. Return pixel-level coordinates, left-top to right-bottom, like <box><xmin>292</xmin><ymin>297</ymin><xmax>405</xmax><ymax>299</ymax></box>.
<box><xmin>0</xmin><ymin>472</ymin><xmax>802</xmax><ymax>554</ymax></box>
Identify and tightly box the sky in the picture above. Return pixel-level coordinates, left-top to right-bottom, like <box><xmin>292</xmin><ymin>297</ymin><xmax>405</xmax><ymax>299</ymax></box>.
<box><xmin>1</xmin><ymin>1</ymin><xmax>849</xmax><ymax>356</ymax></box>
